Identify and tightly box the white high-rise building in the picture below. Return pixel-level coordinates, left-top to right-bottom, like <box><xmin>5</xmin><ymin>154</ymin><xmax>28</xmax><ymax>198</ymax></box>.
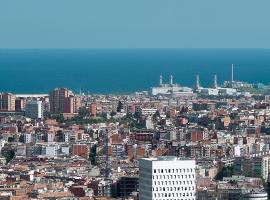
<box><xmin>139</xmin><ymin>156</ymin><xmax>196</xmax><ymax>200</ymax></box>
<box><xmin>25</xmin><ymin>100</ymin><xmax>43</xmax><ymax>119</ymax></box>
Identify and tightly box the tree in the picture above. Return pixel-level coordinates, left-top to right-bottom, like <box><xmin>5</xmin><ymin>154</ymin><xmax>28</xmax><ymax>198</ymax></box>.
<box><xmin>43</xmin><ymin>110</ymin><xmax>52</xmax><ymax>119</ymax></box>
<box><xmin>78</xmin><ymin>107</ymin><xmax>90</xmax><ymax>119</ymax></box>
<box><xmin>18</xmin><ymin>134</ymin><xmax>24</xmax><ymax>143</ymax></box>
<box><xmin>215</xmin><ymin>166</ymin><xmax>234</xmax><ymax>180</ymax></box>
<box><xmin>89</xmin><ymin>145</ymin><xmax>97</xmax><ymax>165</ymax></box>
<box><xmin>2</xmin><ymin>150</ymin><xmax>15</xmax><ymax>163</ymax></box>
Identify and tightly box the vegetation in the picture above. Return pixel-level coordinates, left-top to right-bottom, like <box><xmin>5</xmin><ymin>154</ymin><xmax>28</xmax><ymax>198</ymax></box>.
<box><xmin>89</xmin><ymin>145</ymin><xmax>97</xmax><ymax>165</ymax></box>
<box><xmin>44</xmin><ymin>107</ymin><xmax>146</xmax><ymax>130</ymax></box>
<box><xmin>215</xmin><ymin>166</ymin><xmax>234</xmax><ymax>180</ymax></box>
<box><xmin>18</xmin><ymin>134</ymin><xmax>24</xmax><ymax>143</ymax></box>
<box><xmin>2</xmin><ymin>150</ymin><xmax>15</xmax><ymax>164</ymax></box>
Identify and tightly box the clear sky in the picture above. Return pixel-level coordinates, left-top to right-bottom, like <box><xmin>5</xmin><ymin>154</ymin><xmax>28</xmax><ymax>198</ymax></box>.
<box><xmin>1</xmin><ymin>0</ymin><xmax>270</xmax><ymax>49</ymax></box>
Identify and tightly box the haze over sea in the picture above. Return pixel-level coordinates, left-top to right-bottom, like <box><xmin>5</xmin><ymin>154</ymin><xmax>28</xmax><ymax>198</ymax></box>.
<box><xmin>0</xmin><ymin>49</ymin><xmax>270</xmax><ymax>94</ymax></box>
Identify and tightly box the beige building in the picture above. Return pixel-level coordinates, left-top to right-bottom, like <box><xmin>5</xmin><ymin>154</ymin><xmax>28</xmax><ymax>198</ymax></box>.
<box><xmin>0</xmin><ymin>92</ymin><xmax>15</xmax><ymax>111</ymax></box>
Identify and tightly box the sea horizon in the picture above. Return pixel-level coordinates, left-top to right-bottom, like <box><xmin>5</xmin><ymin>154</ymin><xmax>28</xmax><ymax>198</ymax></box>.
<box><xmin>1</xmin><ymin>48</ymin><xmax>270</xmax><ymax>94</ymax></box>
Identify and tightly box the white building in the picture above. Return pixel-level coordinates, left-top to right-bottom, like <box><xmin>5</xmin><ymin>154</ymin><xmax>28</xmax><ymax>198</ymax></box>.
<box><xmin>151</xmin><ymin>75</ymin><xmax>193</xmax><ymax>96</ymax></box>
<box><xmin>200</xmin><ymin>88</ymin><xmax>219</xmax><ymax>96</ymax></box>
<box><xmin>139</xmin><ymin>156</ymin><xmax>196</xmax><ymax>200</ymax></box>
<box><xmin>25</xmin><ymin>100</ymin><xmax>44</xmax><ymax>119</ymax></box>
<box><xmin>140</xmin><ymin>108</ymin><xmax>157</xmax><ymax>116</ymax></box>
<box><xmin>23</xmin><ymin>133</ymin><xmax>32</xmax><ymax>144</ymax></box>
<box><xmin>146</xmin><ymin>117</ymin><xmax>154</xmax><ymax>129</ymax></box>
<box><xmin>43</xmin><ymin>145</ymin><xmax>59</xmax><ymax>157</ymax></box>
<box><xmin>243</xmin><ymin>191</ymin><xmax>268</xmax><ymax>200</ymax></box>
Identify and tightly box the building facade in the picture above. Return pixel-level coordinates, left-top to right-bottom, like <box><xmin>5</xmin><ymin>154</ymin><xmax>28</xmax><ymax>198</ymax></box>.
<box><xmin>0</xmin><ymin>93</ymin><xmax>15</xmax><ymax>111</ymax></box>
<box><xmin>49</xmin><ymin>88</ymin><xmax>71</xmax><ymax>113</ymax></box>
<box><xmin>139</xmin><ymin>156</ymin><xmax>196</xmax><ymax>200</ymax></box>
<box><xmin>25</xmin><ymin>100</ymin><xmax>43</xmax><ymax>119</ymax></box>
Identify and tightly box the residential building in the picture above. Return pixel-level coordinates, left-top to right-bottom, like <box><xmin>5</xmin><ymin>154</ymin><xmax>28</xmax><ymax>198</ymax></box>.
<box><xmin>49</xmin><ymin>88</ymin><xmax>72</xmax><ymax>113</ymax></box>
<box><xmin>25</xmin><ymin>100</ymin><xmax>43</xmax><ymax>119</ymax></box>
<box><xmin>139</xmin><ymin>156</ymin><xmax>196</xmax><ymax>200</ymax></box>
<box><xmin>0</xmin><ymin>93</ymin><xmax>15</xmax><ymax>111</ymax></box>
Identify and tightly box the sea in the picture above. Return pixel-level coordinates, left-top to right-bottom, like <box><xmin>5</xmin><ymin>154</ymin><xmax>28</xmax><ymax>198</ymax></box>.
<box><xmin>0</xmin><ymin>49</ymin><xmax>270</xmax><ymax>94</ymax></box>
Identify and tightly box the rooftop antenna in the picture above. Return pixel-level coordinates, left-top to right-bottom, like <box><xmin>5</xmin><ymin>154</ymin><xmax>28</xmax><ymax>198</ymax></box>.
<box><xmin>213</xmin><ymin>74</ymin><xmax>218</xmax><ymax>88</ymax></box>
<box><xmin>159</xmin><ymin>75</ymin><xmax>163</xmax><ymax>86</ymax></box>
<box><xmin>170</xmin><ymin>75</ymin><xmax>173</xmax><ymax>85</ymax></box>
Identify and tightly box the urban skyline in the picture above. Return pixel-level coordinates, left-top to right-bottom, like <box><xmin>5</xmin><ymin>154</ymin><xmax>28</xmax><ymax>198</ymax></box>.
<box><xmin>1</xmin><ymin>1</ymin><xmax>270</xmax><ymax>199</ymax></box>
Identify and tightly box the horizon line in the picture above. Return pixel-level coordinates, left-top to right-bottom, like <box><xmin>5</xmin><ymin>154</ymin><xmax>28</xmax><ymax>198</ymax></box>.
<box><xmin>1</xmin><ymin>47</ymin><xmax>270</xmax><ymax>50</ymax></box>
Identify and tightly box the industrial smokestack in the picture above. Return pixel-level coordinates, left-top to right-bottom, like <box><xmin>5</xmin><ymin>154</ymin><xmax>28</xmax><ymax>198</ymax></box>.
<box><xmin>170</xmin><ymin>75</ymin><xmax>173</xmax><ymax>85</ymax></box>
<box><xmin>213</xmin><ymin>74</ymin><xmax>218</xmax><ymax>88</ymax></box>
<box><xmin>195</xmin><ymin>74</ymin><xmax>200</xmax><ymax>89</ymax></box>
<box><xmin>231</xmin><ymin>64</ymin><xmax>234</xmax><ymax>82</ymax></box>
<box><xmin>159</xmin><ymin>75</ymin><xmax>163</xmax><ymax>85</ymax></box>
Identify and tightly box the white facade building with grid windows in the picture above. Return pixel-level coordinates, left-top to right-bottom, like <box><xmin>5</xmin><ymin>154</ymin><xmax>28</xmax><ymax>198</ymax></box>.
<box><xmin>139</xmin><ymin>156</ymin><xmax>196</xmax><ymax>200</ymax></box>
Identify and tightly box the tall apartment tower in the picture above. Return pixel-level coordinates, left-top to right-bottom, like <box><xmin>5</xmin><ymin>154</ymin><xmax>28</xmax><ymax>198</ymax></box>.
<box><xmin>139</xmin><ymin>156</ymin><xmax>196</xmax><ymax>200</ymax></box>
<box><xmin>0</xmin><ymin>93</ymin><xmax>16</xmax><ymax>111</ymax></box>
<box><xmin>49</xmin><ymin>88</ymin><xmax>71</xmax><ymax>113</ymax></box>
<box><xmin>15</xmin><ymin>97</ymin><xmax>25</xmax><ymax>111</ymax></box>
<box><xmin>64</xmin><ymin>96</ymin><xmax>75</xmax><ymax>113</ymax></box>
<box><xmin>25</xmin><ymin>100</ymin><xmax>44</xmax><ymax>119</ymax></box>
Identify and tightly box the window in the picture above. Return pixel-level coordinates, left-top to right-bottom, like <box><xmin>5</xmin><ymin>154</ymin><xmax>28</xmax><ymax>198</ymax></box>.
<box><xmin>154</xmin><ymin>169</ymin><xmax>156</xmax><ymax>173</ymax></box>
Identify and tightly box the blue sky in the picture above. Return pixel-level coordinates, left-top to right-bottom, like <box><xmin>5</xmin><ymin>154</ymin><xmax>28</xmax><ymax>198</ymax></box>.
<box><xmin>0</xmin><ymin>0</ymin><xmax>270</xmax><ymax>48</ymax></box>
